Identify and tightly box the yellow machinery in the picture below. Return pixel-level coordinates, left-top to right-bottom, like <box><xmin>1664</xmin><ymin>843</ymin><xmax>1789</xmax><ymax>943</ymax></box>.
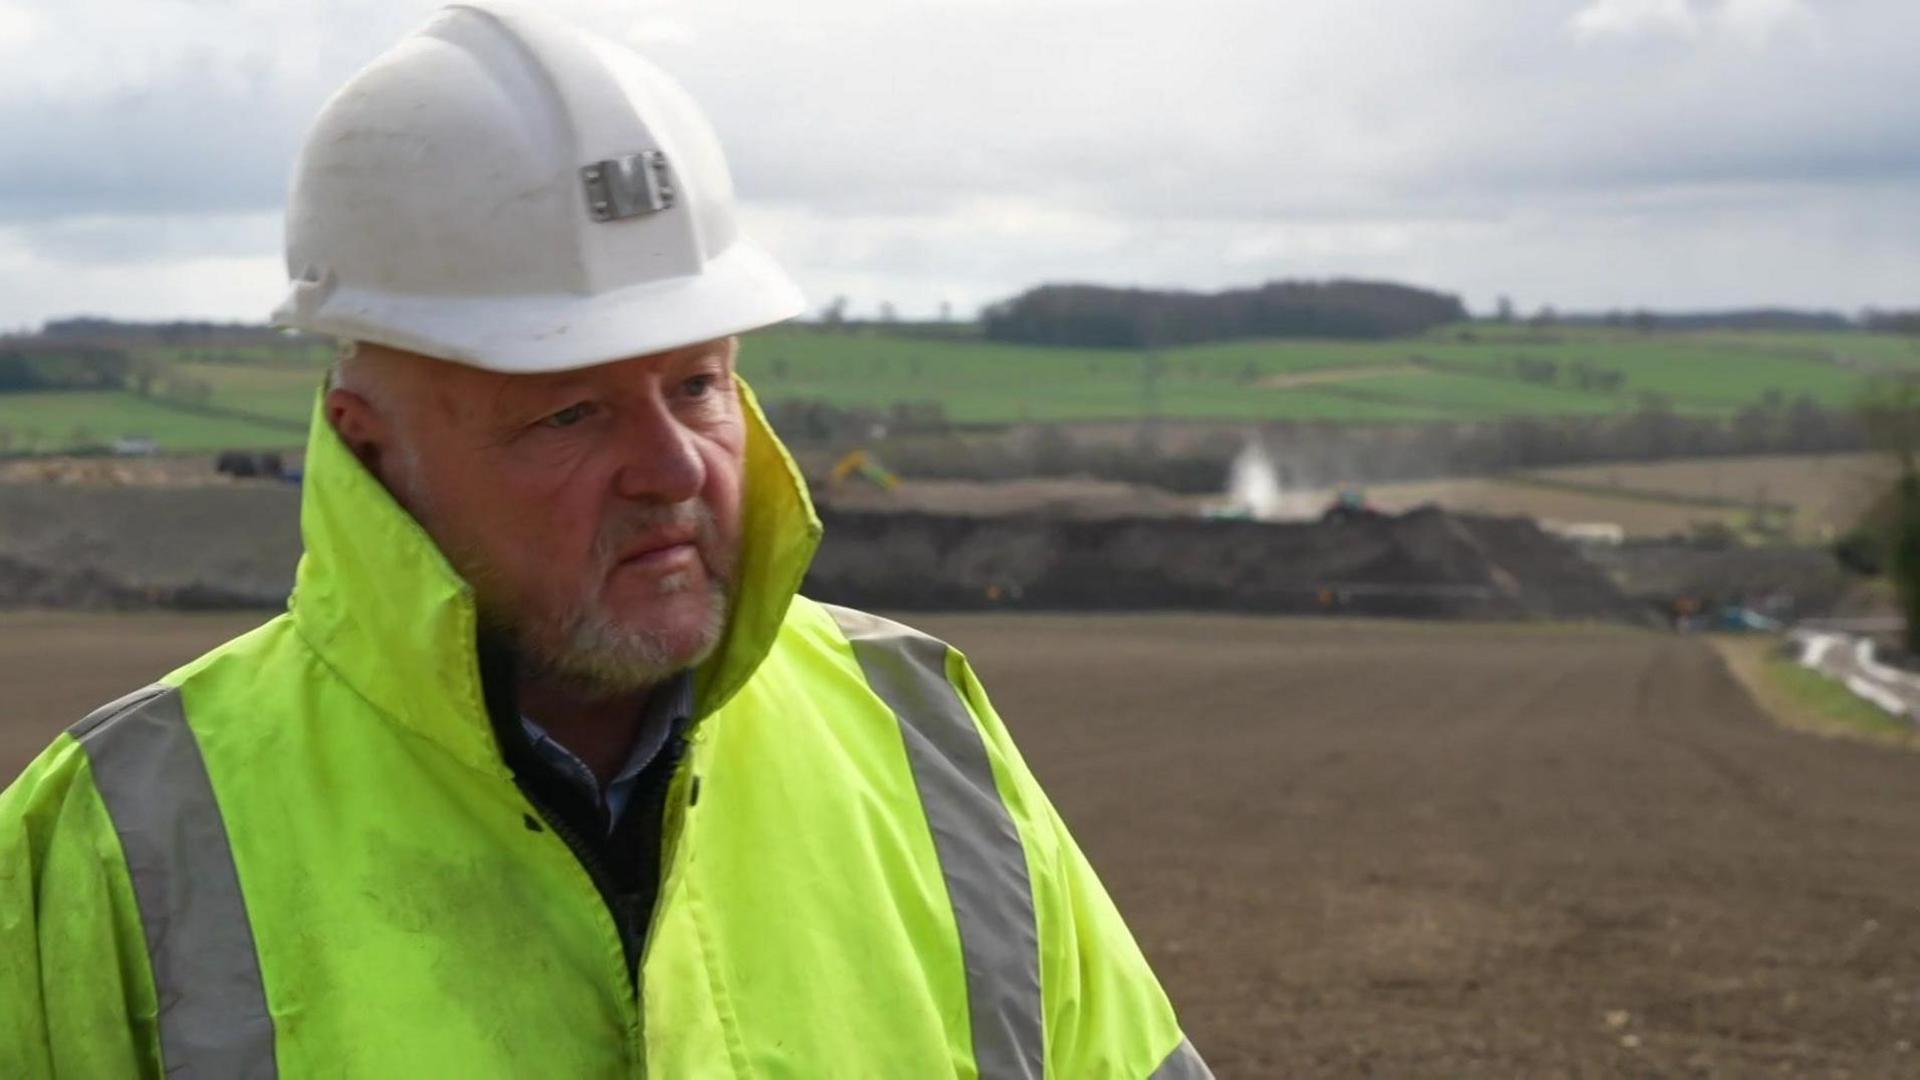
<box><xmin>828</xmin><ymin>449</ymin><xmax>901</xmax><ymax>491</ymax></box>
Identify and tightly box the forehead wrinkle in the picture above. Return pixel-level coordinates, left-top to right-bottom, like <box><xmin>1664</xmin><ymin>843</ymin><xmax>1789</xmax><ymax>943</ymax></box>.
<box><xmin>624</xmin><ymin>336</ymin><xmax>736</xmax><ymax>374</ymax></box>
<box><xmin>476</xmin><ymin>371</ymin><xmax>524</xmax><ymax>424</ymax></box>
<box><xmin>440</xmin><ymin>366</ymin><xmax>553</xmax><ymax>432</ymax></box>
<box><xmin>402</xmin><ymin>336</ymin><xmax>742</xmax><ymax>433</ymax></box>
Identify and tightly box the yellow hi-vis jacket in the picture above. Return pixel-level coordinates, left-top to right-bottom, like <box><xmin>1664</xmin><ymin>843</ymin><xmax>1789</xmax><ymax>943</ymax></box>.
<box><xmin>0</xmin><ymin>383</ymin><xmax>1206</xmax><ymax>1079</ymax></box>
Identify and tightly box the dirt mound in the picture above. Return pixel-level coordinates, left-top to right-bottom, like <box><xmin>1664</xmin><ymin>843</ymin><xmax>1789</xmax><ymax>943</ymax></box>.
<box><xmin>0</xmin><ymin>481</ymin><xmax>1648</xmax><ymax>623</ymax></box>
<box><xmin>1583</xmin><ymin>540</ymin><xmax>1851</xmax><ymax>620</ymax></box>
<box><xmin>818</xmin><ymin>475</ymin><xmax>1202</xmax><ymax>519</ymax></box>
<box><xmin>807</xmin><ymin>505</ymin><xmax>1653</xmax><ymax>623</ymax></box>
<box><xmin>0</xmin><ymin>483</ymin><xmax>299</xmax><ymax>609</ymax></box>
<box><xmin>0</xmin><ymin>555</ymin><xmax>275</xmax><ymax>610</ymax></box>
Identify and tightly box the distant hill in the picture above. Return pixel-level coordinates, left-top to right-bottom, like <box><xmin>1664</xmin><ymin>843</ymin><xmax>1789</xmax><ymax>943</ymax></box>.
<box><xmin>35</xmin><ymin>318</ymin><xmax>295</xmax><ymax>349</ymax></box>
<box><xmin>982</xmin><ymin>279</ymin><xmax>1468</xmax><ymax>348</ymax></box>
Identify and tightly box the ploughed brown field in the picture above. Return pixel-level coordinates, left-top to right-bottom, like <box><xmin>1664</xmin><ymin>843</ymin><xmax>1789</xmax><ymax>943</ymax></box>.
<box><xmin>6</xmin><ymin>611</ymin><xmax>1919</xmax><ymax>1076</ymax></box>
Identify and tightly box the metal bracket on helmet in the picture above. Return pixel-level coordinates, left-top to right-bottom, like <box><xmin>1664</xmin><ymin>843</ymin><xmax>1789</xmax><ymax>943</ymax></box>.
<box><xmin>582</xmin><ymin>151</ymin><xmax>675</xmax><ymax>223</ymax></box>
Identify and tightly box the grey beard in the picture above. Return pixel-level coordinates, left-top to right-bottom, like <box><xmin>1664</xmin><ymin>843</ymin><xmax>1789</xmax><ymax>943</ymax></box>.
<box><xmin>384</xmin><ymin>441</ymin><xmax>735</xmax><ymax>700</ymax></box>
<box><xmin>510</xmin><ymin>575</ymin><xmax>730</xmax><ymax>699</ymax></box>
<box><xmin>481</xmin><ymin>499</ymin><xmax>733</xmax><ymax>700</ymax></box>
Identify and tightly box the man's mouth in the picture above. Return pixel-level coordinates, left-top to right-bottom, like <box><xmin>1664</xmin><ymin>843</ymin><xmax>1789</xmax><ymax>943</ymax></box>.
<box><xmin>613</xmin><ymin>531</ymin><xmax>703</xmax><ymax>573</ymax></box>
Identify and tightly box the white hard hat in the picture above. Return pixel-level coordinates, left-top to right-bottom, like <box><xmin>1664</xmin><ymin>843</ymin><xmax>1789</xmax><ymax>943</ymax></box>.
<box><xmin>270</xmin><ymin>1</ymin><xmax>804</xmax><ymax>373</ymax></box>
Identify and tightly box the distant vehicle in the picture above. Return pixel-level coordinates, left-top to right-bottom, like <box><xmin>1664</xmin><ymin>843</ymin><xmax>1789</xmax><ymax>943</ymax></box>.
<box><xmin>1321</xmin><ymin>489</ymin><xmax>1385</xmax><ymax>524</ymax></box>
<box><xmin>112</xmin><ymin>436</ymin><xmax>158</xmax><ymax>457</ymax></box>
<box><xmin>215</xmin><ymin>450</ymin><xmax>288</xmax><ymax>480</ymax></box>
<box><xmin>1716</xmin><ymin>605</ymin><xmax>1782</xmax><ymax>633</ymax></box>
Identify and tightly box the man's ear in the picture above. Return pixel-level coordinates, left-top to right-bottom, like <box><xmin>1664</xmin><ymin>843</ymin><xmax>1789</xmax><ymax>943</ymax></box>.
<box><xmin>324</xmin><ymin>386</ymin><xmax>387</xmax><ymax>473</ymax></box>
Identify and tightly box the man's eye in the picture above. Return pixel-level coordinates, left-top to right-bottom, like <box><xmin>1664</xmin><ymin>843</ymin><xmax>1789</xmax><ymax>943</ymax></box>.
<box><xmin>683</xmin><ymin>374</ymin><xmax>716</xmax><ymax>398</ymax></box>
<box><xmin>541</xmin><ymin>403</ymin><xmax>594</xmax><ymax>429</ymax></box>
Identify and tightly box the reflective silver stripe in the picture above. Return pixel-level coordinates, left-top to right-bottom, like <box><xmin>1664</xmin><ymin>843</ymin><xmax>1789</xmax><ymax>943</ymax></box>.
<box><xmin>828</xmin><ymin>606</ymin><xmax>1045</xmax><ymax>1080</ymax></box>
<box><xmin>1148</xmin><ymin>1039</ymin><xmax>1213</xmax><ymax>1080</ymax></box>
<box><xmin>72</xmin><ymin>685</ymin><xmax>277</xmax><ymax>1079</ymax></box>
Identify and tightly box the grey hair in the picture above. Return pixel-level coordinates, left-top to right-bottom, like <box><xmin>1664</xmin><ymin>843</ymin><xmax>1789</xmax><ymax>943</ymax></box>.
<box><xmin>325</xmin><ymin>339</ymin><xmax>360</xmax><ymax>391</ymax></box>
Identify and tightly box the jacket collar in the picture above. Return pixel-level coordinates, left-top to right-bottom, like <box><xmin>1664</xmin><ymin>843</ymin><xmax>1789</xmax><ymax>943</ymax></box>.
<box><xmin>289</xmin><ymin>377</ymin><xmax>822</xmax><ymax>775</ymax></box>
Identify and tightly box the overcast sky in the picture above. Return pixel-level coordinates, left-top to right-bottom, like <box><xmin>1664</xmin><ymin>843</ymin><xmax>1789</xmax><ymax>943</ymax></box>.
<box><xmin>1</xmin><ymin>0</ymin><xmax>1916</xmax><ymax>330</ymax></box>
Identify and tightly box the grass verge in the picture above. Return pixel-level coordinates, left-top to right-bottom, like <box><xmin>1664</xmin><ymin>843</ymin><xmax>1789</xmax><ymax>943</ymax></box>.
<box><xmin>1709</xmin><ymin>634</ymin><xmax>1920</xmax><ymax>750</ymax></box>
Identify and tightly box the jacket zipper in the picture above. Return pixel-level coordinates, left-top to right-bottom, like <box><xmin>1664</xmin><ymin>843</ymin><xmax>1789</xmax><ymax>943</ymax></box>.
<box><xmin>642</xmin><ymin>751</ymin><xmax>698</xmax><ymax>954</ymax></box>
<box><xmin>514</xmin><ymin>778</ymin><xmax>646</xmax><ymax>979</ymax></box>
<box><xmin>631</xmin><ymin>746</ymin><xmax>700</xmax><ymax>1080</ymax></box>
<box><xmin>514</xmin><ymin>738</ymin><xmax>699</xmax><ymax>1078</ymax></box>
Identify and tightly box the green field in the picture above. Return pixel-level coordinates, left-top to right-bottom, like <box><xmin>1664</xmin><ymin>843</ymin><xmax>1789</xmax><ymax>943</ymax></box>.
<box><xmin>0</xmin><ymin>392</ymin><xmax>304</xmax><ymax>453</ymax></box>
<box><xmin>733</xmin><ymin>325</ymin><xmax>1908</xmax><ymax>423</ymax></box>
<box><xmin>1407</xmin><ymin>337</ymin><xmax>1875</xmax><ymax>411</ymax></box>
<box><xmin>1694</xmin><ymin>331</ymin><xmax>1920</xmax><ymax>369</ymax></box>
<box><xmin>1310</xmin><ymin>370</ymin><xmax>1628</xmax><ymax>417</ymax></box>
<box><xmin>1</xmin><ymin>324</ymin><xmax>1915</xmax><ymax>453</ymax></box>
<box><xmin>170</xmin><ymin>362</ymin><xmax>321</xmax><ymax>425</ymax></box>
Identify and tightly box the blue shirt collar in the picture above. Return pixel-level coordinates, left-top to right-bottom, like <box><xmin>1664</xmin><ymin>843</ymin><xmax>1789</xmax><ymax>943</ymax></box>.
<box><xmin>518</xmin><ymin>672</ymin><xmax>694</xmax><ymax>833</ymax></box>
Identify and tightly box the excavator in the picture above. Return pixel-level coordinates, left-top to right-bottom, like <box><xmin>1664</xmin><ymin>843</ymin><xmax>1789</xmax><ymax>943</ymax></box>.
<box><xmin>826</xmin><ymin>449</ymin><xmax>901</xmax><ymax>492</ymax></box>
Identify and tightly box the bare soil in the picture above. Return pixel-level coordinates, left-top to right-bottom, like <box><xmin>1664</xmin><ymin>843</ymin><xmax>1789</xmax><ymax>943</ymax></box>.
<box><xmin>1538</xmin><ymin>455</ymin><xmax>1892</xmax><ymax>531</ymax></box>
<box><xmin>7</xmin><ymin>613</ymin><xmax>1919</xmax><ymax>1076</ymax></box>
<box><xmin>1337</xmin><ymin>453</ymin><xmax>1893</xmax><ymax>542</ymax></box>
<box><xmin>0</xmin><ymin>611</ymin><xmax>268</xmax><ymax>779</ymax></box>
<box><xmin>921</xmin><ymin>614</ymin><xmax>1920</xmax><ymax>1077</ymax></box>
<box><xmin>0</xmin><ymin>482</ymin><xmax>300</xmax><ymax>606</ymax></box>
<box><xmin>1320</xmin><ymin>476</ymin><xmax>1749</xmax><ymax>538</ymax></box>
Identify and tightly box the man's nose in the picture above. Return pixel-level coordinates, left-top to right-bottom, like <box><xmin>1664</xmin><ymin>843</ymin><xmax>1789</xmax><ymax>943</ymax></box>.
<box><xmin>610</xmin><ymin>402</ymin><xmax>706</xmax><ymax>503</ymax></box>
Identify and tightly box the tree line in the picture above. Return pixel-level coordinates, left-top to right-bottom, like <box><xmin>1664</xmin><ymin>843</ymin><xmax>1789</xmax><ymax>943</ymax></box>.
<box><xmin>1865</xmin><ymin>310</ymin><xmax>1920</xmax><ymax>336</ymax></box>
<box><xmin>0</xmin><ymin>344</ymin><xmax>214</xmax><ymax>404</ymax></box>
<box><xmin>0</xmin><ymin>345</ymin><xmax>133</xmax><ymax>393</ymax></box>
<box><xmin>981</xmin><ymin>279</ymin><xmax>1468</xmax><ymax>348</ymax></box>
<box><xmin>1546</xmin><ymin>308</ymin><xmax>1855</xmax><ymax>333</ymax></box>
<box><xmin>36</xmin><ymin>318</ymin><xmax>294</xmax><ymax>348</ymax></box>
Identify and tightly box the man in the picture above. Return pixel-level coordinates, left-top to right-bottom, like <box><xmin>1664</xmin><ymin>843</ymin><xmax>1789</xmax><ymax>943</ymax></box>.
<box><xmin>0</xmin><ymin>3</ymin><xmax>1207</xmax><ymax>1076</ymax></box>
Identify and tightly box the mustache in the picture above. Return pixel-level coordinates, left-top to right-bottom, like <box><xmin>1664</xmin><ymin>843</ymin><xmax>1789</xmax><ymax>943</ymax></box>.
<box><xmin>589</xmin><ymin>500</ymin><xmax>720</xmax><ymax>571</ymax></box>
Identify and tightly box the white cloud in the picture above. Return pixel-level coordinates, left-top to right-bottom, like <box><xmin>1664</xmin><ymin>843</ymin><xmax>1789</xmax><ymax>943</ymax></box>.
<box><xmin>0</xmin><ymin>0</ymin><xmax>1915</xmax><ymax>328</ymax></box>
<box><xmin>1572</xmin><ymin>0</ymin><xmax>1700</xmax><ymax>40</ymax></box>
<box><xmin>0</xmin><ymin>229</ymin><xmax>282</xmax><ymax>330</ymax></box>
<box><xmin>14</xmin><ymin>212</ymin><xmax>281</xmax><ymax>266</ymax></box>
<box><xmin>747</xmin><ymin>180</ymin><xmax>1920</xmax><ymax>322</ymax></box>
<box><xmin>1571</xmin><ymin>0</ymin><xmax>1817</xmax><ymax>45</ymax></box>
<box><xmin>1713</xmin><ymin>0</ymin><xmax>1817</xmax><ymax>47</ymax></box>
<box><xmin>0</xmin><ymin>2</ymin><xmax>36</xmax><ymax>51</ymax></box>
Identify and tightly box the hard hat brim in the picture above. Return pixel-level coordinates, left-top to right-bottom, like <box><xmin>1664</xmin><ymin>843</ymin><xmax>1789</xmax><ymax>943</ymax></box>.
<box><xmin>273</xmin><ymin>240</ymin><xmax>806</xmax><ymax>374</ymax></box>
